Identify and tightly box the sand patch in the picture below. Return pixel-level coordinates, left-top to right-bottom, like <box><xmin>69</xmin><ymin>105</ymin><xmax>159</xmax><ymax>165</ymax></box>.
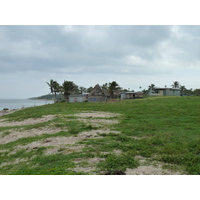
<box><xmin>73</xmin><ymin>112</ymin><xmax>121</xmax><ymax>118</ymax></box>
<box><xmin>70</xmin><ymin>166</ymin><xmax>96</xmax><ymax>174</ymax></box>
<box><xmin>126</xmin><ymin>156</ymin><xmax>182</xmax><ymax>175</ymax></box>
<box><xmin>0</xmin><ymin>149</ymin><xmax>9</xmax><ymax>153</ymax></box>
<box><xmin>10</xmin><ymin>129</ymin><xmax>119</xmax><ymax>154</ymax></box>
<box><xmin>74</xmin><ymin>157</ymin><xmax>105</xmax><ymax>164</ymax></box>
<box><xmin>76</xmin><ymin>118</ymin><xmax>119</xmax><ymax>126</ymax></box>
<box><xmin>113</xmin><ymin>149</ymin><xmax>122</xmax><ymax>155</ymax></box>
<box><xmin>130</xmin><ymin>136</ymin><xmax>148</xmax><ymax>140</ymax></box>
<box><xmin>100</xmin><ymin>149</ymin><xmax>122</xmax><ymax>156</ymax></box>
<box><xmin>71</xmin><ymin>157</ymin><xmax>106</xmax><ymax>174</ymax></box>
<box><xmin>0</xmin><ymin>126</ymin><xmax>63</xmax><ymax>144</ymax></box>
<box><xmin>22</xmin><ymin>136</ymin><xmax>81</xmax><ymax>148</ymax></box>
<box><xmin>0</xmin><ymin>115</ymin><xmax>55</xmax><ymax>127</ymax></box>
<box><xmin>78</xmin><ymin>129</ymin><xmax>120</xmax><ymax>138</ymax></box>
<box><xmin>67</xmin><ymin>111</ymin><xmax>121</xmax><ymax>127</ymax></box>
<box><xmin>0</xmin><ymin>158</ymin><xmax>29</xmax><ymax>168</ymax></box>
<box><xmin>10</xmin><ymin>128</ymin><xmax>119</xmax><ymax>154</ymax></box>
<box><xmin>86</xmin><ymin>157</ymin><xmax>105</xmax><ymax>164</ymax></box>
<box><xmin>44</xmin><ymin>145</ymin><xmax>87</xmax><ymax>155</ymax></box>
<box><xmin>9</xmin><ymin>136</ymin><xmax>82</xmax><ymax>155</ymax></box>
<box><xmin>126</xmin><ymin>165</ymin><xmax>181</xmax><ymax>175</ymax></box>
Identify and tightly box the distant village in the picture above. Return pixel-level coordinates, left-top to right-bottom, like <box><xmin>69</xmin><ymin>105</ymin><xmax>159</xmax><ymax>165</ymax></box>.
<box><xmin>34</xmin><ymin>79</ymin><xmax>200</xmax><ymax>103</ymax></box>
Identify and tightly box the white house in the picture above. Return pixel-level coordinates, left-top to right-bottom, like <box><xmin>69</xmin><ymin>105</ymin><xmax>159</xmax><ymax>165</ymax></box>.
<box><xmin>149</xmin><ymin>88</ymin><xmax>180</xmax><ymax>97</ymax></box>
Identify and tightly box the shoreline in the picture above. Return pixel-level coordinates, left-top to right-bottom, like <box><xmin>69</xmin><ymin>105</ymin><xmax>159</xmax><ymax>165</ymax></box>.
<box><xmin>0</xmin><ymin>99</ymin><xmax>54</xmax><ymax>112</ymax></box>
<box><xmin>0</xmin><ymin>108</ymin><xmax>21</xmax><ymax>117</ymax></box>
<box><xmin>28</xmin><ymin>99</ymin><xmax>54</xmax><ymax>101</ymax></box>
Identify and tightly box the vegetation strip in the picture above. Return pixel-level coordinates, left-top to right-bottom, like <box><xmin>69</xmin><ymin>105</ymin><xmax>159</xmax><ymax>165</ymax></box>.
<box><xmin>1</xmin><ymin>96</ymin><xmax>200</xmax><ymax>174</ymax></box>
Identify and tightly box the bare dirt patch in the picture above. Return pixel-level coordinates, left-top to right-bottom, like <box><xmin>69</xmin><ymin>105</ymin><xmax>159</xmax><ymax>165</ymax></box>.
<box><xmin>71</xmin><ymin>157</ymin><xmax>106</xmax><ymax>174</ymax></box>
<box><xmin>0</xmin><ymin>149</ymin><xmax>9</xmax><ymax>153</ymax></box>
<box><xmin>70</xmin><ymin>166</ymin><xmax>96</xmax><ymax>174</ymax></box>
<box><xmin>73</xmin><ymin>112</ymin><xmax>121</xmax><ymax>118</ymax></box>
<box><xmin>0</xmin><ymin>115</ymin><xmax>55</xmax><ymax>127</ymax></box>
<box><xmin>10</xmin><ymin>129</ymin><xmax>119</xmax><ymax>154</ymax></box>
<box><xmin>100</xmin><ymin>149</ymin><xmax>122</xmax><ymax>156</ymax></box>
<box><xmin>76</xmin><ymin>118</ymin><xmax>119</xmax><ymax>126</ymax></box>
<box><xmin>22</xmin><ymin>136</ymin><xmax>81</xmax><ymax>148</ymax></box>
<box><xmin>1</xmin><ymin>111</ymin><xmax>123</xmax><ymax>174</ymax></box>
<box><xmin>126</xmin><ymin>165</ymin><xmax>181</xmax><ymax>175</ymax></box>
<box><xmin>129</xmin><ymin>136</ymin><xmax>148</xmax><ymax>140</ymax></box>
<box><xmin>74</xmin><ymin>157</ymin><xmax>105</xmax><ymax>164</ymax></box>
<box><xmin>0</xmin><ymin>158</ymin><xmax>29</xmax><ymax>168</ymax></box>
<box><xmin>0</xmin><ymin>126</ymin><xmax>63</xmax><ymax>144</ymax></box>
<box><xmin>126</xmin><ymin>156</ymin><xmax>183</xmax><ymax>175</ymax></box>
<box><xmin>10</xmin><ymin>128</ymin><xmax>120</xmax><ymax>154</ymax></box>
<box><xmin>78</xmin><ymin>129</ymin><xmax>120</xmax><ymax>138</ymax></box>
<box><xmin>44</xmin><ymin>144</ymin><xmax>88</xmax><ymax>155</ymax></box>
<box><xmin>113</xmin><ymin>149</ymin><xmax>122</xmax><ymax>155</ymax></box>
<box><xmin>68</xmin><ymin>111</ymin><xmax>121</xmax><ymax>127</ymax></box>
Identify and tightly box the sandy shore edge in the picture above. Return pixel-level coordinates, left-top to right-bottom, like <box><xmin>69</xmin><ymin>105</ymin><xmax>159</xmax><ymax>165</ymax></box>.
<box><xmin>0</xmin><ymin>108</ymin><xmax>22</xmax><ymax>117</ymax></box>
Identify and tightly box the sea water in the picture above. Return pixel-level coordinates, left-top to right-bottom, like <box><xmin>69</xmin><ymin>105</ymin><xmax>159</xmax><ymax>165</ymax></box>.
<box><xmin>0</xmin><ymin>99</ymin><xmax>54</xmax><ymax>111</ymax></box>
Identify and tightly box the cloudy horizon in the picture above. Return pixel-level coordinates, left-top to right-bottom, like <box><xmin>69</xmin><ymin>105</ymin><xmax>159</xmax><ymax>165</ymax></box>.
<box><xmin>0</xmin><ymin>25</ymin><xmax>200</xmax><ymax>98</ymax></box>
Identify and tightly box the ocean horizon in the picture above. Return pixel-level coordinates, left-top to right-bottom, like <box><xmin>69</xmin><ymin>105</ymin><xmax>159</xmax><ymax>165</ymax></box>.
<box><xmin>0</xmin><ymin>99</ymin><xmax>54</xmax><ymax>111</ymax></box>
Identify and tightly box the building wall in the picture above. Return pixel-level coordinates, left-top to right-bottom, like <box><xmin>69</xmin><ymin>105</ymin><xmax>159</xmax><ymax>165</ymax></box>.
<box><xmin>168</xmin><ymin>89</ymin><xmax>180</xmax><ymax>96</ymax></box>
<box><xmin>88</xmin><ymin>96</ymin><xmax>107</xmax><ymax>102</ymax></box>
<box><xmin>69</xmin><ymin>96</ymin><xmax>85</xmax><ymax>102</ymax></box>
<box><xmin>154</xmin><ymin>90</ymin><xmax>164</xmax><ymax>96</ymax></box>
<box><xmin>121</xmin><ymin>93</ymin><xmax>126</xmax><ymax>100</ymax></box>
<box><xmin>121</xmin><ymin>92</ymin><xmax>143</xmax><ymax>99</ymax></box>
<box><xmin>150</xmin><ymin>88</ymin><xmax>180</xmax><ymax>97</ymax></box>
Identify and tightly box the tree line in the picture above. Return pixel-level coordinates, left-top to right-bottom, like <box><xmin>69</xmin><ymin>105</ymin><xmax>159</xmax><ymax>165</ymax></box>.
<box><xmin>46</xmin><ymin>80</ymin><xmax>123</xmax><ymax>101</ymax></box>
<box><xmin>46</xmin><ymin>80</ymin><xmax>200</xmax><ymax>101</ymax></box>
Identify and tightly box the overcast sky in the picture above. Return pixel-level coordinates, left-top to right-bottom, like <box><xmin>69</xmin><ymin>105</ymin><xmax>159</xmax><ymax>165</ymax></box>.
<box><xmin>0</xmin><ymin>25</ymin><xmax>200</xmax><ymax>98</ymax></box>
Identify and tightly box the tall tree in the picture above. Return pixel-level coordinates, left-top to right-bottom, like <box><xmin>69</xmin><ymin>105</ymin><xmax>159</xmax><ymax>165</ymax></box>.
<box><xmin>87</xmin><ymin>86</ymin><xmax>93</xmax><ymax>93</ymax></box>
<box><xmin>193</xmin><ymin>89</ymin><xmax>200</xmax><ymax>96</ymax></box>
<box><xmin>62</xmin><ymin>80</ymin><xmax>77</xmax><ymax>102</ymax></box>
<box><xmin>102</xmin><ymin>83</ymin><xmax>108</xmax><ymax>90</ymax></box>
<box><xmin>172</xmin><ymin>81</ymin><xmax>180</xmax><ymax>89</ymax></box>
<box><xmin>108</xmin><ymin>81</ymin><xmax>120</xmax><ymax>99</ymax></box>
<box><xmin>46</xmin><ymin>79</ymin><xmax>60</xmax><ymax>99</ymax></box>
<box><xmin>148</xmin><ymin>84</ymin><xmax>155</xmax><ymax>90</ymax></box>
<box><xmin>46</xmin><ymin>79</ymin><xmax>54</xmax><ymax>94</ymax></box>
<box><xmin>180</xmin><ymin>85</ymin><xmax>186</xmax><ymax>95</ymax></box>
<box><xmin>79</xmin><ymin>86</ymin><xmax>87</xmax><ymax>94</ymax></box>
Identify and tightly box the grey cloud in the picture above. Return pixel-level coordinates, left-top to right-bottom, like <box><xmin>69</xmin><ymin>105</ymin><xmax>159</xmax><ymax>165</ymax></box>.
<box><xmin>0</xmin><ymin>25</ymin><xmax>172</xmax><ymax>74</ymax></box>
<box><xmin>1</xmin><ymin>25</ymin><xmax>200</xmax><ymax>98</ymax></box>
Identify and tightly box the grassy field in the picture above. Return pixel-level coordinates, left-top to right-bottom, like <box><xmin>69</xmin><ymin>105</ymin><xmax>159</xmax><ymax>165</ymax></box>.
<box><xmin>0</xmin><ymin>96</ymin><xmax>200</xmax><ymax>175</ymax></box>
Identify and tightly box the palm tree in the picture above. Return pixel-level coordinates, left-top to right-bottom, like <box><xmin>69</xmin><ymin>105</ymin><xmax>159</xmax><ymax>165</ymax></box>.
<box><xmin>79</xmin><ymin>86</ymin><xmax>86</xmax><ymax>94</ymax></box>
<box><xmin>172</xmin><ymin>81</ymin><xmax>180</xmax><ymax>89</ymax></box>
<box><xmin>148</xmin><ymin>84</ymin><xmax>155</xmax><ymax>90</ymax></box>
<box><xmin>102</xmin><ymin>83</ymin><xmax>108</xmax><ymax>90</ymax></box>
<box><xmin>148</xmin><ymin>84</ymin><xmax>155</xmax><ymax>95</ymax></box>
<box><xmin>108</xmin><ymin>81</ymin><xmax>120</xmax><ymax>99</ymax></box>
<box><xmin>180</xmin><ymin>85</ymin><xmax>186</xmax><ymax>95</ymax></box>
<box><xmin>62</xmin><ymin>80</ymin><xmax>77</xmax><ymax>102</ymax></box>
<box><xmin>46</xmin><ymin>79</ymin><xmax>55</xmax><ymax>94</ymax></box>
<box><xmin>46</xmin><ymin>79</ymin><xmax>60</xmax><ymax>100</ymax></box>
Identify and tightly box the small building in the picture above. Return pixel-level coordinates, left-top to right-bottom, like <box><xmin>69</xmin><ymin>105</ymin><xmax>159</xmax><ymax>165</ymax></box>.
<box><xmin>121</xmin><ymin>92</ymin><xmax>143</xmax><ymax>100</ymax></box>
<box><xmin>69</xmin><ymin>94</ymin><xmax>88</xmax><ymax>103</ymax></box>
<box><xmin>88</xmin><ymin>84</ymin><xmax>107</xmax><ymax>102</ymax></box>
<box><xmin>149</xmin><ymin>88</ymin><xmax>180</xmax><ymax>97</ymax></box>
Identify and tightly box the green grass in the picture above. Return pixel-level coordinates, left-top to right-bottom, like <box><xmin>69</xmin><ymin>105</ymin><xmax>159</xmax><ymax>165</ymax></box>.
<box><xmin>1</xmin><ymin>96</ymin><xmax>200</xmax><ymax>174</ymax></box>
